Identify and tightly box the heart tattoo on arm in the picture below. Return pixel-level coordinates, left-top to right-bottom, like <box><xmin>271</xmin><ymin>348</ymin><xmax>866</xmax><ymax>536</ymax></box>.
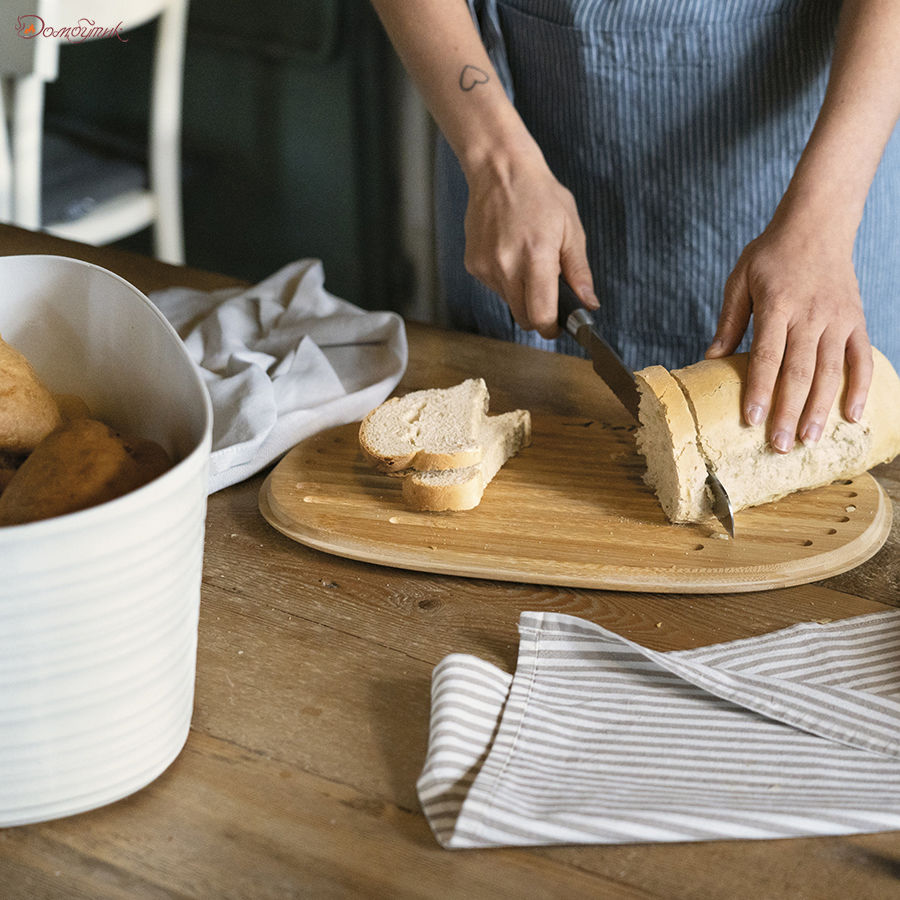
<box><xmin>459</xmin><ymin>64</ymin><xmax>490</xmax><ymax>91</ymax></box>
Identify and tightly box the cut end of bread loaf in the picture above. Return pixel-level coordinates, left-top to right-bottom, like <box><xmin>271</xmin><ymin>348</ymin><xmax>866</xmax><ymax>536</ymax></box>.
<box><xmin>401</xmin><ymin>409</ymin><xmax>531</xmax><ymax>511</ymax></box>
<box><xmin>634</xmin><ymin>366</ymin><xmax>708</xmax><ymax>523</ymax></box>
<box><xmin>358</xmin><ymin>378</ymin><xmax>488</xmax><ymax>472</ymax></box>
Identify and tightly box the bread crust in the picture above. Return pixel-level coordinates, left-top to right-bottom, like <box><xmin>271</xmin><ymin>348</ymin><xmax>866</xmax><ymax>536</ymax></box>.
<box><xmin>0</xmin><ymin>335</ymin><xmax>62</xmax><ymax>453</ymax></box>
<box><xmin>863</xmin><ymin>348</ymin><xmax>900</xmax><ymax>469</ymax></box>
<box><xmin>400</xmin><ymin>409</ymin><xmax>532</xmax><ymax>511</ymax></box>
<box><xmin>401</xmin><ymin>467</ymin><xmax>485</xmax><ymax>511</ymax></box>
<box><xmin>0</xmin><ymin>418</ymin><xmax>171</xmax><ymax>526</ymax></box>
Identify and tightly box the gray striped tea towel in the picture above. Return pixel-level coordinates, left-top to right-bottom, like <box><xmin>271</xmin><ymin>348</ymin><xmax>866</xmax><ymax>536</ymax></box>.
<box><xmin>417</xmin><ymin>610</ymin><xmax>900</xmax><ymax>848</ymax></box>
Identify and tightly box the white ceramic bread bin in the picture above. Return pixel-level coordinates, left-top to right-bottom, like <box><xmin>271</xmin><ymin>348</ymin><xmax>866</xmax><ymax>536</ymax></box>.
<box><xmin>0</xmin><ymin>255</ymin><xmax>212</xmax><ymax>827</ymax></box>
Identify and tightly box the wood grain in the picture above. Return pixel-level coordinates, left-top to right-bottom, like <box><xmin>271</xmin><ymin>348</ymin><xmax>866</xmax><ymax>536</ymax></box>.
<box><xmin>260</xmin><ymin>416</ymin><xmax>891</xmax><ymax>593</ymax></box>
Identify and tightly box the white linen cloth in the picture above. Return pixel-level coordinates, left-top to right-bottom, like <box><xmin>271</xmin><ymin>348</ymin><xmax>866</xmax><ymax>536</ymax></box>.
<box><xmin>150</xmin><ymin>260</ymin><xmax>407</xmax><ymax>492</ymax></box>
<box><xmin>418</xmin><ymin>610</ymin><xmax>900</xmax><ymax>848</ymax></box>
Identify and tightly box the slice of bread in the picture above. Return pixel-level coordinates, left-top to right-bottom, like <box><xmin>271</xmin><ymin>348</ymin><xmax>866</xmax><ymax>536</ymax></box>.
<box><xmin>359</xmin><ymin>378</ymin><xmax>489</xmax><ymax>472</ymax></box>
<box><xmin>401</xmin><ymin>409</ymin><xmax>532</xmax><ymax>511</ymax></box>
<box><xmin>635</xmin><ymin>348</ymin><xmax>900</xmax><ymax>524</ymax></box>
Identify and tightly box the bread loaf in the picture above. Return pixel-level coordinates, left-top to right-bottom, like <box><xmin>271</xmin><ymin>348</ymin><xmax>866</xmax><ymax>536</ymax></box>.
<box><xmin>635</xmin><ymin>348</ymin><xmax>900</xmax><ymax>524</ymax></box>
<box><xmin>0</xmin><ymin>334</ymin><xmax>62</xmax><ymax>453</ymax></box>
<box><xmin>0</xmin><ymin>418</ymin><xmax>171</xmax><ymax>526</ymax></box>
<box><xmin>0</xmin><ymin>452</ymin><xmax>21</xmax><ymax>494</ymax></box>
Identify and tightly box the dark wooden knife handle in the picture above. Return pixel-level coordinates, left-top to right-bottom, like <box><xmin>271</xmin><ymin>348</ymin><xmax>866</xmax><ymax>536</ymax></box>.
<box><xmin>558</xmin><ymin>276</ymin><xmax>592</xmax><ymax>338</ymax></box>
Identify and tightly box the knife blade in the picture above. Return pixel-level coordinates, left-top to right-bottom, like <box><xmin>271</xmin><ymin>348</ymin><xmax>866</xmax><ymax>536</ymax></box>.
<box><xmin>557</xmin><ymin>277</ymin><xmax>735</xmax><ymax>538</ymax></box>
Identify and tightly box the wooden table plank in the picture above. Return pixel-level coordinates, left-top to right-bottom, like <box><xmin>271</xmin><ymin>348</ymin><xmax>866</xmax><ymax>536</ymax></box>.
<box><xmin>2</xmin><ymin>224</ymin><xmax>899</xmax><ymax>899</ymax></box>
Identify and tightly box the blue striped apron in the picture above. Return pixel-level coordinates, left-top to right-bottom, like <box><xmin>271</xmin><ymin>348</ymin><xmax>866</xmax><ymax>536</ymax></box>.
<box><xmin>435</xmin><ymin>0</ymin><xmax>900</xmax><ymax>372</ymax></box>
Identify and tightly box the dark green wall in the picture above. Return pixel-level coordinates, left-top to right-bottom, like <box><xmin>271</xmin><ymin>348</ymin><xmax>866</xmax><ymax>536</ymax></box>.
<box><xmin>46</xmin><ymin>0</ymin><xmax>411</xmax><ymax>312</ymax></box>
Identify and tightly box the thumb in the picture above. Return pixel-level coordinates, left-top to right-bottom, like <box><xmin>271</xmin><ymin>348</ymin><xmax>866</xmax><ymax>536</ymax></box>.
<box><xmin>560</xmin><ymin>241</ymin><xmax>599</xmax><ymax>311</ymax></box>
<box><xmin>707</xmin><ymin>263</ymin><xmax>752</xmax><ymax>358</ymax></box>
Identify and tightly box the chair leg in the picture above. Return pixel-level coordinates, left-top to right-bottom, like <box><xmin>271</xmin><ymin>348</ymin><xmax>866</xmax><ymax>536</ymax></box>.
<box><xmin>149</xmin><ymin>0</ymin><xmax>188</xmax><ymax>266</ymax></box>
<box><xmin>0</xmin><ymin>81</ymin><xmax>12</xmax><ymax>222</ymax></box>
<box><xmin>11</xmin><ymin>74</ymin><xmax>45</xmax><ymax>230</ymax></box>
<box><xmin>152</xmin><ymin>170</ymin><xmax>185</xmax><ymax>265</ymax></box>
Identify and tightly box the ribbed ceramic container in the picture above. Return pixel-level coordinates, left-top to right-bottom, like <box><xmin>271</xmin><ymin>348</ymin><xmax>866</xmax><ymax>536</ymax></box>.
<box><xmin>0</xmin><ymin>255</ymin><xmax>212</xmax><ymax>827</ymax></box>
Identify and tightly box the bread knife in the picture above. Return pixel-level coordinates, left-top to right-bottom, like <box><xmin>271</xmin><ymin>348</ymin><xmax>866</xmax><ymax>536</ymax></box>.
<box><xmin>557</xmin><ymin>277</ymin><xmax>735</xmax><ymax>538</ymax></box>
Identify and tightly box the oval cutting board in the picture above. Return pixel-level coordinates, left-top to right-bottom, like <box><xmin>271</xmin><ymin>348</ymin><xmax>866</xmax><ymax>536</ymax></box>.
<box><xmin>258</xmin><ymin>415</ymin><xmax>892</xmax><ymax>593</ymax></box>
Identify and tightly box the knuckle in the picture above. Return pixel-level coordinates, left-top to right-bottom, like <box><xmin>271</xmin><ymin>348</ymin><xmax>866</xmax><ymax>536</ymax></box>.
<box><xmin>718</xmin><ymin>309</ymin><xmax>744</xmax><ymax>331</ymax></box>
<box><xmin>781</xmin><ymin>361</ymin><xmax>814</xmax><ymax>383</ymax></box>
<box><xmin>463</xmin><ymin>250</ymin><xmax>488</xmax><ymax>280</ymax></box>
<box><xmin>775</xmin><ymin>400</ymin><xmax>805</xmax><ymax>423</ymax></box>
<box><xmin>756</xmin><ymin>285</ymin><xmax>791</xmax><ymax>311</ymax></box>
<box><xmin>804</xmin><ymin>400</ymin><xmax>832</xmax><ymax>422</ymax></box>
<box><xmin>751</xmin><ymin>345</ymin><xmax>784</xmax><ymax>369</ymax></box>
<box><xmin>817</xmin><ymin>358</ymin><xmax>846</xmax><ymax>381</ymax></box>
<box><xmin>522</xmin><ymin>238</ymin><xmax>557</xmax><ymax>266</ymax></box>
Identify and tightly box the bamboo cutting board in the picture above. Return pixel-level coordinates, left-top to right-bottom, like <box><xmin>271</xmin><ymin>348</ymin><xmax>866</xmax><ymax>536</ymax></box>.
<box><xmin>259</xmin><ymin>414</ymin><xmax>892</xmax><ymax>593</ymax></box>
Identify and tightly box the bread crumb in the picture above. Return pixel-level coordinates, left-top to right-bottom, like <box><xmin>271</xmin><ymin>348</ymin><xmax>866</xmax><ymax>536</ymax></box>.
<box><xmin>845</xmin><ymin>505</ymin><xmax>857</xmax><ymax>512</ymax></box>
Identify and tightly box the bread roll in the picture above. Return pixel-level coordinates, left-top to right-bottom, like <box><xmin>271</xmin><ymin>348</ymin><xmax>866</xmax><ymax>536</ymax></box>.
<box><xmin>0</xmin><ymin>451</ymin><xmax>23</xmax><ymax>495</ymax></box>
<box><xmin>635</xmin><ymin>348</ymin><xmax>900</xmax><ymax>524</ymax></box>
<box><xmin>53</xmin><ymin>392</ymin><xmax>92</xmax><ymax>423</ymax></box>
<box><xmin>0</xmin><ymin>334</ymin><xmax>62</xmax><ymax>453</ymax></box>
<box><xmin>0</xmin><ymin>418</ymin><xmax>171</xmax><ymax>526</ymax></box>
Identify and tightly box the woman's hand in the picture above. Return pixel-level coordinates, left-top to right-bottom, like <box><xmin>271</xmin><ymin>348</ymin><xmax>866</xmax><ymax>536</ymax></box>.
<box><xmin>462</xmin><ymin>148</ymin><xmax>598</xmax><ymax>338</ymax></box>
<box><xmin>707</xmin><ymin>0</ymin><xmax>900</xmax><ymax>453</ymax></box>
<box><xmin>707</xmin><ymin>218</ymin><xmax>873</xmax><ymax>452</ymax></box>
<box><xmin>368</xmin><ymin>0</ymin><xmax>599</xmax><ymax>337</ymax></box>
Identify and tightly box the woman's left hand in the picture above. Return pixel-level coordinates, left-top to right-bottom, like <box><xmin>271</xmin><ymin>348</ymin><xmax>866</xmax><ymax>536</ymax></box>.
<box><xmin>706</xmin><ymin>217</ymin><xmax>873</xmax><ymax>453</ymax></box>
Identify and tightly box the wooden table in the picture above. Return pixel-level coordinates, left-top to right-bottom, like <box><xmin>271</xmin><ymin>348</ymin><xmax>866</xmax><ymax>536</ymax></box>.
<box><xmin>2</xmin><ymin>225</ymin><xmax>899</xmax><ymax>899</ymax></box>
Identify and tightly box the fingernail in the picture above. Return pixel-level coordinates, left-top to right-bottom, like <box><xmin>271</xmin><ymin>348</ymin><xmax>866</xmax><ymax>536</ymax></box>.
<box><xmin>800</xmin><ymin>422</ymin><xmax>822</xmax><ymax>446</ymax></box>
<box><xmin>706</xmin><ymin>338</ymin><xmax>724</xmax><ymax>358</ymax></box>
<box><xmin>771</xmin><ymin>430</ymin><xmax>793</xmax><ymax>453</ymax></box>
<box><xmin>848</xmin><ymin>405</ymin><xmax>864</xmax><ymax>423</ymax></box>
<box><xmin>579</xmin><ymin>286</ymin><xmax>600</xmax><ymax>309</ymax></box>
<box><xmin>746</xmin><ymin>404</ymin><xmax>765</xmax><ymax>426</ymax></box>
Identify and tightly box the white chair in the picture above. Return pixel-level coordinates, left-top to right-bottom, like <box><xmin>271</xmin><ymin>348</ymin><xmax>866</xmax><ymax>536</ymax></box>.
<box><xmin>0</xmin><ymin>0</ymin><xmax>188</xmax><ymax>264</ymax></box>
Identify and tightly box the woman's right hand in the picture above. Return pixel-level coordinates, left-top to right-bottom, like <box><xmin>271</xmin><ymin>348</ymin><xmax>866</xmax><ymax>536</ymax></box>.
<box><xmin>369</xmin><ymin>0</ymin><xmax>598</xmax><ymax>334</ymax></box>
<box><xmin>462</xmin><ymin>147</ymin><xmax>599</xmax><ymax>338</ymax></box>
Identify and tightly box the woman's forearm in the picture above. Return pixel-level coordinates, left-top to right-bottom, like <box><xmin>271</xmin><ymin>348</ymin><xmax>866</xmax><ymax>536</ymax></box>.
<box><xmin>369</xmin><ymin>0</ymin><xmax>541</xmax><ymax>176</ymax></box>
<box><xmin>370</xmin><ymin>0</ymin><xmax>597</xmax><ymax>334</ymax></box>
<box><xmin>774</xmin><ymin>0</ymin><xmax>900</xmax><ymax>238</ymax></box>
